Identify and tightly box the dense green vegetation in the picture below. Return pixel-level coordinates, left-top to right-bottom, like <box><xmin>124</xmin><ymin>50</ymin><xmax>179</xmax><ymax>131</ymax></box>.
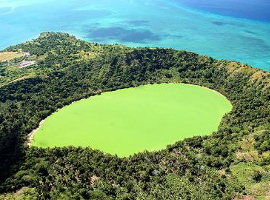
<box><xmin>0</xmin><ymin>32</ymin><xmax>269</xmax><ymax>199</ymax></box>
<box><xmin>32</xmin><ymin>83</ymin><xmax>232</xmax><ymax>157</ymax></box>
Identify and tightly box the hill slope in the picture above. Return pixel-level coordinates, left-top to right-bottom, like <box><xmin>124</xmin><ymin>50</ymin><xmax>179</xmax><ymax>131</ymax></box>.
<box><xmin>0</xmin><ymin>32</ymin><xmax>269</xmax><ymax>199</ymax></box>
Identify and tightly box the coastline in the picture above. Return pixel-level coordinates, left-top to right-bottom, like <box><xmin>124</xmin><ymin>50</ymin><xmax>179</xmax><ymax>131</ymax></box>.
<box><xmin>26</xmin><ymin>119</ymin><xmax>45</xmax><ymax>146</ymax></box>
<box><xmin>0</xmin><ymin>1</ymin><xmax>270</xmax><ymax>71</ymax></box>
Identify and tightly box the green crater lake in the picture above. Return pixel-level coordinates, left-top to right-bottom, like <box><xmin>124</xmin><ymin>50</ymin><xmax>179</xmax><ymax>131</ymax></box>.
<box><xmin>32</xmin><ymin>83</ymin><xmax>232</xmax><ymax>157</ymax></box>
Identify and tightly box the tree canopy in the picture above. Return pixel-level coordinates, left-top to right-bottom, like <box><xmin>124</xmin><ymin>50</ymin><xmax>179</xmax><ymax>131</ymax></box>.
<box><xmin>0</xmin><ymin>32</ymin><xmax>269</xmax><ymax>199</ymax></box>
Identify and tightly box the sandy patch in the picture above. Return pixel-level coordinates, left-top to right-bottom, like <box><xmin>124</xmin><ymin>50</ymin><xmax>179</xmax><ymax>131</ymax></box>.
<box><xmin>26</xmin><ymin>120</ymin><xmax>45</xmax><ymax>146</ymax></box>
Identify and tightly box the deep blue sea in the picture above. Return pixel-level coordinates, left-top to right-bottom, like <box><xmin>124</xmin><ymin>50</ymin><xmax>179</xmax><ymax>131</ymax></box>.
<box><xmin>0</xmin><ymin>0</ymin><xmax>270</xmax><ymax>71</ymax></box>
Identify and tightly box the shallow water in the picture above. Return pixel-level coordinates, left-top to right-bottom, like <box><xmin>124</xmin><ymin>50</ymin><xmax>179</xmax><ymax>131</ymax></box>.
<box><xmin>32</xmin><ymin>84</ymin><xmax>232</xmax><ymax>157</ymax></box>
<box><xmin>0</xmin><ymin>0</ymin><xmax>269</xmax><ymax>71</ymax></box>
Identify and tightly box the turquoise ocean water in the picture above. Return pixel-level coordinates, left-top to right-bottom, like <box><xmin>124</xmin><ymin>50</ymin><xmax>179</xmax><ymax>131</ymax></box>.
<box><xmin>0</xmin><ymin>0</ymin><xmax>269</xmax><ymax>71</ymax></box>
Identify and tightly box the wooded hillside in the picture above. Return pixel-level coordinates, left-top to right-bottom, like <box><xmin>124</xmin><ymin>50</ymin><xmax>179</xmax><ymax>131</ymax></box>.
<box><xmin>0</xmin><ymin>33</ymin><xmax>269</xmax><ymax>199</ymax></box>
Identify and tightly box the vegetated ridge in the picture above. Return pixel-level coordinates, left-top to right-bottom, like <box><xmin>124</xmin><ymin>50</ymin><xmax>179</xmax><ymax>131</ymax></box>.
<box><xmin>0</xmin><ymin>32</ymin><xmax>269</xmax><ymax>199</ymax></box>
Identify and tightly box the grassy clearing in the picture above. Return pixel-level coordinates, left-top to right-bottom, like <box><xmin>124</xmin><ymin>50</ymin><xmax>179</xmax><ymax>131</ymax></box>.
<box><xmin>0</xmin><ymin>52</ymin><xmax>24</xmax><ymax>62</ymax></box>
<box><xmin>32</xmin><ymin>83</ymin><xmax>232</xmax><ymax>157</ymax></box>
<box><xmin>0</xmin><ymin>187</ymin><xmax>38</xmax><ymax>200</ymax></box>
<box><xmin>231</xmin><ymin>163</ymin><xmax>270</xmax><ymax>199</ymax></box>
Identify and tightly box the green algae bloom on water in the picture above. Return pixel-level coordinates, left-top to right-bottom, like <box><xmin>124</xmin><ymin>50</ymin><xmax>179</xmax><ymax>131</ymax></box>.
<box><xmin>32</xmin><ymin>83</ymin><xmax>232</xmax><ymax>157</ymax></box>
